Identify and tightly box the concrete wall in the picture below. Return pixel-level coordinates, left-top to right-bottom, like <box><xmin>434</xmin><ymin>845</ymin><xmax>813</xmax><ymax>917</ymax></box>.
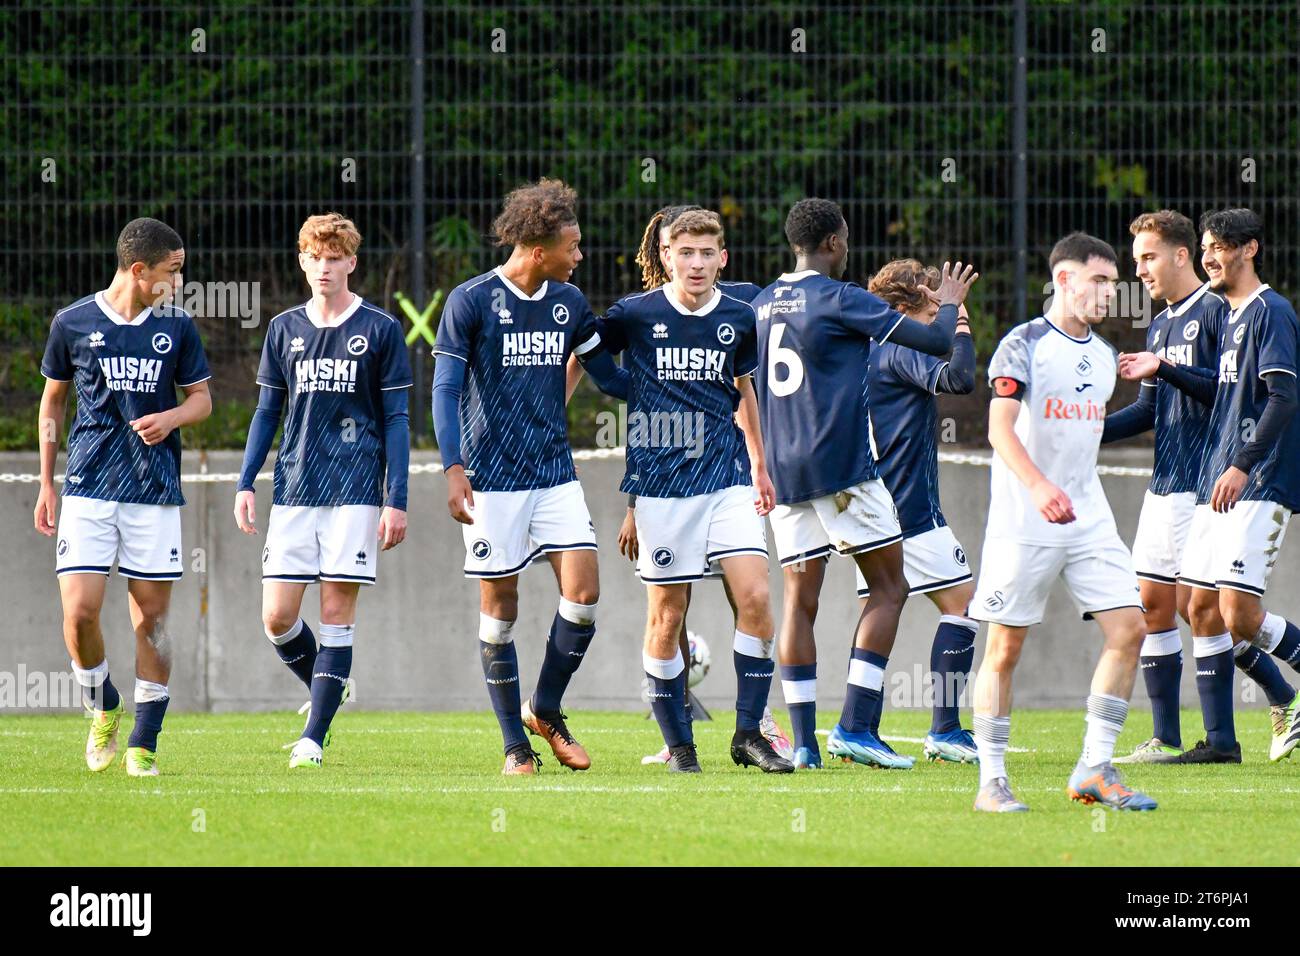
<box><xmin>2</xmin><ymin>448</ymin><xmax>1291</xmax><ymax>713</ymax></box>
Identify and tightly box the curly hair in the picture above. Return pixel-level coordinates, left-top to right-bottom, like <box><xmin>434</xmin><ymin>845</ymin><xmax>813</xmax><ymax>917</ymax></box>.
<box><xmin>784</xmin><ymin>198</ymin><xmax>844</xmax><ymax>254</ymax></box>
<box><xmin>635</xmin><ymin>203</ymin><xmax>701</xmax><ymax>289</ymax></box>
<box><xmin>868</xmin><ymin>259</ymin><xmax>940</xmax><ymax>314</ymax></box>
<box><xmin>492</xmin><ymin>178</ymin><xmax>579</xmax><ymax>247</ymax></box>
<box><xmin>298</xmin><ymin>212</ymin><xmax>361</xmax><ymax>257</ymax></box>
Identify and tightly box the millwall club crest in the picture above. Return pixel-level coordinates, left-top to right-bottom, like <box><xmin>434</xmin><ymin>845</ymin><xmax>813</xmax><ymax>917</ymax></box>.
<box><xmin>954</xmin><ymin>546</ymin><xmax>967</xmax><ymax>567</ymax></box>
<box><xmin>716</xmin><ymin>323</ymin><xmax>736</xmax><ymax>346</ymax></box>
<box><xmin>261</xmin><ymin>546</ymin><xmax>270</xmax><ymax>564</ymax></box>
<box><xmin>1182</xmin><ymin>319</ymin><xmax>1200</xmax><ymax>341</ymax></box>
<box><xmin>347</xmin><ymin>334</ymin><xmax>369</xmax><ymax>356</ymax></box>
<box><xmin>552</xmin><ymin>304</ymin><xmax>570</xmax><ymax>326</ymax></box>
<box><xmin>1233</xmin><ymin>324</ymin><xmax>1246</xmax><ymax>345</ymax></box>
<box><xmin>471</xmin><ymin>539</ymin><xmax>492</xmax><ymax>561</ymax></box>
<box><xmin>152</xmin><ymin>332</ymin><xmax>173</xmax><ymax>354</ymax></box>
<box><xmin>57</xmin><ymin>539</ymin><xmax>68</xmax><ymax>556</ymax></box>
<box><xmin>652</xmin><ymin>547</ymin><xmax>675</xmax><ymax>569</ymax></box>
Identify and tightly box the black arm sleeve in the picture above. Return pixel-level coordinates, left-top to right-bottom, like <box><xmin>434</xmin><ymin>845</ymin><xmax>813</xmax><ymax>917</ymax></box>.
<box><xmin>933</xmin><ymin>331</ymin><xmax>976</xmax><ymax>394</ymax></box>
<box><xmin>1154</xmin><ymin>361</ymin><xmax>1217</xmax><ymax>407</ymax></box>
<box><xmin>1101</xmin><ymin>384</ymin><xmax>1157</xmax><ymax>444</ymax></box>
<box><xmin>1231</xmin><ymin>372</ymin><xmax>1299</xmax><ymax>473</ymax></box>
<box><xmin>885</xmin><ymin>303</ymin><xmax>958</xmax><ymax>357</ymax></box>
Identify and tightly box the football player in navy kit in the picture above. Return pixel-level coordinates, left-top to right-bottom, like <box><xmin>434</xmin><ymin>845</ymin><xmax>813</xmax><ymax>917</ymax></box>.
<box><xmin>432</xmin><ymin>180</ymin><xmax>627</xmax><ymax>775</ymax></box>
<box><xmin>751</xmin><ymin>198</ymin><xmax>977</xmax><ymax>771</ymax></box>
<box><xmin>1121</xmin><ymin>208</ymin><xmax>1300</xmax><ymax>764</ymax></box>
<box><xmin>235</xmin><ymin>213</ymin><xmax>412</xmax><ymax>770</ymax></box>
<box><xmin>1105</xmin><ymin>210</ymin><xmax>1295</xmax><ymax>765</ymax></box>
<box><xmin>596</xmin><ymin>209</ymin><xmax>789</xmax><ymax>773</ymax></box>
<box><xmin>36</xmin><ymin>217</ymin><xmax>213</xmax><ymax>777</ymax></box>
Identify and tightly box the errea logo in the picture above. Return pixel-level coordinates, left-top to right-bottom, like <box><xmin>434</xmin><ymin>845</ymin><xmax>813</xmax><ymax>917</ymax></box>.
<box><xmin>652</xmin><ymin>323</ymin><xmax>668</xmax><ymax>339</ymax></box>
<box><xmin>290</xmin><ymin>336</ymin><xmax>305</xmax><ymax>353</ymax></box>
<box><xmin>88</xmin><ymin>331</ymin><xmax>105</xmax><ymax>348</ymax></box>
<box><xmin>498</xmin><ymin>307</ymin><xmax>512</xmax><ymax>325</ymax></box>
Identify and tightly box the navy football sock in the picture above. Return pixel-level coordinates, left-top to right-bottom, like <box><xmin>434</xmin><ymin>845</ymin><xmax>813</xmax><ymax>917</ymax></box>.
<box><xmin>268</xmin><ymin>618</ymin><xmax>317</xmax><ymax>690</ymax></box>
<box><xmin>127</xmin><ymin>682</ymin><xmax>169</xmax><ymax>751</ymax></box>
<box><xmin>1258</xmin><ymin>615</ymin><xmax>1300</xmax><ymax>673</ymax></box>
<box><xmin>930</xmin><ymin>616</ymin><xmax>977</xmax><ymax>735</ymax></box>
<box><xmin>1193</xmin><ymin>637</ymin><xmax>1236</xmax><ymax>751</ymax></box>
<box><xmin>841</xmin><ymin>648</ymin><xmax>886</xmax><ymax>735</ymax></box>
<box><xmin>303</xmin><ymin>626</ymin><xmax>353</xmax><ymax>747</ymax></box>
<box><xmin>1235</xmin><ymin>642</ymin><xmax>1296</xmax><ymax>707</ymax></box>
<box><xmin>532</xmin><ymin>600</ymin><xmax>596</xmax><ymax>714</ymax></box>
<box><xmin>1140</xmin><ymin>629</ymin><xmax>1183</xmax><ymax>748</ymax></box>
<box><xmin>73</xmin><ymin>661</ymin><xmax>121</xmax><ymax>712</ymax></box>
<box><xmin>645</xmin><ymin>652</ymin><xmax>689</xmax><ymax>748</ymax></box>
<box><xmin>780</xmin><ymin>662</ymin><xmax>818</xmax><ymax>752</ymax></box>
<box><xmin>479</xmin><ymin>616</ymin><xmax>526</xmax><ymax>754</ymax></box>
<box><xmin>733</xmin><ymin>630</ymin><xmax>775</xmax><ymax>732</ymax></box>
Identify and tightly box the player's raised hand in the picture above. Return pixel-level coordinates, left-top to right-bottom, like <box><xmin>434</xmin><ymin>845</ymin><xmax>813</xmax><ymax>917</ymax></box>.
<box><xmin>446</xmin><ymin>465</ymin><xmax>475</xmax><ymax>525</ymax></box>
<box><xmin>34</xmin><ymin>483</ymin><xmax>58</xmax><ymax>536</ymax></box>
<box><xmin>1118</xmin><ymin>351</ymin><xmax>1160</xmax><ymax>381</ymax></box>
<box><xmin>233</xmin><ymin>489</ymin><xmax>258</xmax><ymax>534</ymax></box>
<box><xmin>1030</xmin><ymin>478</ymin><xmax>1076</xmax><ymax>524</ymax></box>
<box><xmin>935</xmin><ymin>261</ymin><xmax>979</xmax><ymax>307</ymax></box>
<box><xmin>378</xmin><ymin>507</ymin><xmax>407</xmax><ymax>549</ymax></box>
<box><xmin>1210</xmin><ymin>466</ymin><xmax>1247</xmax><ymax>513</ymax></box>
<box><xmin>617</xmin><ymin>508</ymin><xmax>639</xmax><ymax>562</ymax></box>
<box><xmin>129</xmin><ymin>410</ymin><xmax>176</xmax><ymax>446</ymax></box>
<box><xmin>753</xmin><ymin>470</ymin><xmax>776</xmax><ymax>517</ymax></box>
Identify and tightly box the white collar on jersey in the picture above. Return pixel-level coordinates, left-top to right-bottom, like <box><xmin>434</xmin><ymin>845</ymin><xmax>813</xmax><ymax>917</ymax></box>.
<box><xmin>494</xmin><ymin>266</ymin><xmax>549</xmax><ymax>301</ymax></box>
<box><xmin>305</xmin><ymin>292</ymin><xmax>363</xmax><ymax>329</ymax></box>
<box><xmin>94</xmin><ymin>290</ymin><xmax>152</xmax><ymax>326</ymax></box>
<box><xmin>1165</xmin><ymin>281</ymin><xmax>1214</xmax><ymax>319</ymax></box>
<box><xmin>1229</xmin><ymin>283</ymin><xmax>1270</xmax><ymax>320</ymax></box>
<box><xmin>1043</xmin><ymin>314</ymin><xmax>1092</xmax><ymax>343</ymax></box>
<box><xmin>663</xmin><ymin>285</ymin><xmax>722</xmax><ymax>316</ymax></box>
<box><xmin>777</xmin><ymin>269</ymin><xmax>819</xmax><ymax>282</ymax></box>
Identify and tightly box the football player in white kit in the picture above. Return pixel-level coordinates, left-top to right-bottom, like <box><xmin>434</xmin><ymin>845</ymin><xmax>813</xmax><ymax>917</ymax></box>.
<box><xmin>970</xmin><ymin>232</ymin><xmax>1157</xmax><ymax>812</ymax></box>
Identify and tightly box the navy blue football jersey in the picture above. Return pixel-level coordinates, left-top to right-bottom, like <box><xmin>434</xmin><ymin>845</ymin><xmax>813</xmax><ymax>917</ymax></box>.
<box><xmin>41</xmin><ymin>291</ymin><xmax>211</xmax><ymax>506</ymax></box>
<box><xmin>1200</xmin><ymin>285</ymin><xmax>1300</xmax><ymax>509</ymax></box>
<box><xmin>257</xmin><ymin>296</ymin><xmax>413</xmax><ymax>507</ymax></box>
<box><xmin>717</xmin><ymin>280</ymin><xmax>764</xmax><ymax>303</ymax></box>
<box><xmin>751</xmin><ymin>270</ymin><xmax>910</xmax><ymax>504</ymax></box>
<box><xmin>433</xmin><ymin>268</ymin><xmax>601</xmax><ymax>493</ymax></box>
<box><xmin>1143</xmin><ymin>283</ymin><xmax>1226</xmax><ymax>495</ymax></box>
<box><xmin>599</xmin><ymin>286</ymin><xmax>757</xmax><ymax>498</ymax></box>
<box><xmin>867</xmin><ymin>342</ymin><xmax>950</xmax><ymax>537</ymax></box>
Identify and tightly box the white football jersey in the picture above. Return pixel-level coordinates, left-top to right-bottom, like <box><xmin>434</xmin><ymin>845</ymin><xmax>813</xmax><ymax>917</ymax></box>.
<box><xmin>984</xmin><ymin>316</ymin><xmax>1120</xmax><ymax>545</ymax></box>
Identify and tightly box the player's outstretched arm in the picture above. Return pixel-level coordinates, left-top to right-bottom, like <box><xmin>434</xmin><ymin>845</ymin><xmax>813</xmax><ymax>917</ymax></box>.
<box><xmin>34</xmin><ymin>377</ymin><xmax>69</xmax><ymax>536</ymax></box>
<box><xmin>734</xmin><ymin>376</ymin><xmax>775</xmax><ymax>515</ymax></box>
<box><xmin>1100</xmin><ymin>383</ymin><xmax>1156</xmax><ymax>444</ymax></box>
<box><xmin>577</xmin><ymin>348</ymin><xmax>630</xmax><ymax>401</ymax></box>
<box><xmin>431</xmin><ymin>354</ymin><xmax>474</xmax><ymax>524</ymax></box>
<box><xmin>988</xmin><ymin>391</ymin><xmax>1076</xmax><ymax>524</ymax></box>
<box><xmin>131</xmin><ymin>380</ymin><xmax>211</xmax><ymax>446</ymax></box>
<box><xmin>887</xmin><ymin>262</ymin><xmax>979</xmax><ymax>357</ymax></box>
<box><xmin>234</xmin><ymin>385</ymin><xmax>285</xmax><ymax>534</ymax></box>
<box><xmin>1119</xmin><ymin>351</ymin><xmax>1216</xmax><ymax>406</ymax></box>
<box><xmin>933</xmin><ymin>309</ymin><xmax>977</xmax><ymax>394</ymax></box>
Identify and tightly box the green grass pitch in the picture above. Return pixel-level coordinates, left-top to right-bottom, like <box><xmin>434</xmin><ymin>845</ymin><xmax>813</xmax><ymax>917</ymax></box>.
<box><xmin>3</xmin><ymin>708</ymin><xmax>1298</xmax><ymax>866</ymax></box>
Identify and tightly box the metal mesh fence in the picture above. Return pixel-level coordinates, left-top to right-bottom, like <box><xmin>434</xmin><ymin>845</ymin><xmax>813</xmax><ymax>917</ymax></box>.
<box><xmin>3</xmin><ymin>1</ymin><xmax>1298</xmax><ymax>442</ymax></box>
